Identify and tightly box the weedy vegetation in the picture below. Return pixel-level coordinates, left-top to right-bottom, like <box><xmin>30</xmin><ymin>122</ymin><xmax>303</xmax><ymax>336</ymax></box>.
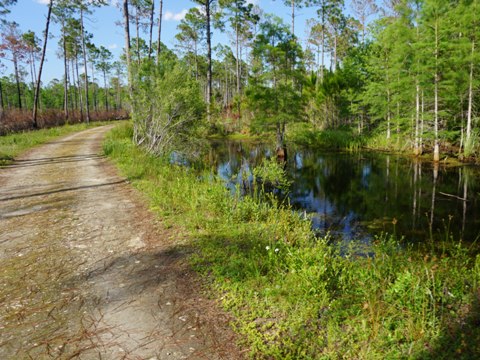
<box><xmin>105</xmin><ymin>122</ymin><xmax>480</xmax><ymax>359</ymax></box>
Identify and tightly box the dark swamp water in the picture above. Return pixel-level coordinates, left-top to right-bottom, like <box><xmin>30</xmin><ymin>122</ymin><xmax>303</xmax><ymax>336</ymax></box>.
<box><xmin>197</xmin><ymin>140</ymin><xmax>480</xmax><ymax>245</ymax></box>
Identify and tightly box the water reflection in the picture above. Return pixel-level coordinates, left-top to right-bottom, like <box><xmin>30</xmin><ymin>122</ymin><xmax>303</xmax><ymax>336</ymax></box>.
<box><xmin>203</xmin><ymin>140</ymin><xmax>480</xmax><ymax>244</ymax></box>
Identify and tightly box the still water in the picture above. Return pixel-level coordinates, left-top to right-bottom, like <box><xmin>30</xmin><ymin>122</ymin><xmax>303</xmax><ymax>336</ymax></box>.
<box><xmin>202</xmin><ymin>141</ymin><xmax>480</xmax><ymax>244</ymax></box>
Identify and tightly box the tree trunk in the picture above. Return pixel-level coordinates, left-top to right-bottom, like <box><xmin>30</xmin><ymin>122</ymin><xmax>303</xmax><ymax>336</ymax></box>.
<box><xmin>291</xmin><ymin>0</ymin><xmax>295</xmax><ymax>35</ymax></box>
<box><xmin>433</xmin><ymin>19</ymin><xmax>440</xmax><ymax>162</ymax></box>
<box><xmin>194</xmin><ymin>39</ymin><xmax>198</xmax><ymax>81</ymax></box>
<box><xmin>420</xmin><ymin>90</ymin><xmax>424</xmax><ymax>155</ymax></box>
<box><xmin>276</xmin><ymin>121</ymin><xmax>286</xmax><ymax>159</ymax></box>
<box><xmin>75</xmin><ymin>55</ymin><xmax>84</xmax><ymax>122</ymax></box>
<box><xmin>91</xmin><ymin>60</ymin><xmax>97</xmax><ymax>112</ymax></box>
<box><xmin>135</xmin><ymin>5</ymin><xmax>140</xmax><ymax>65</ymax></box>
<box><xmin>148</xmin><ymin>0</ymin><xmax>154</xmax><ymax>59</ymax></box>
<box><xmin>72</xmin><ymin>59</ymin><xmax>78</xmax><ymax>111</ymax></box>
<box><xmin>156</xmin><ymin>0</ymin><xmax>163</xmax><ymax>65</ymax></box>
<box><xmin>0</xmin><ymin>80</ymin><xmax>4</xmax><ymax>119</ymax></box>
<box><xmin>333</xmin><ymin>35</ymin><xmax>337</xmax><ymax>72</ymax></box>
<box><xmin>13</xmin><ymin>54</ymin><xmax>22</xmax><ymax>110</ymax></box>
<box><xmin>206</xmin><ymin>0</ymin><xmax>212</xmax><ymax>122</ymax></box>
<box><xmin>466</xmin><ymin>39</ymin><xmax>475</xmax><ymax>146</ymax></box>
<box><xmin>235</xmin><ymin>18</ymin><xmax>240</xmax><ymax>95</ymax></box>
<box><xmin>103</xmin><ymin>69</ymin><xmax>109</xmax><ymax>111</ymax></box>
<box><xmin>414</xmin><ymin>82</ymin><xmax>420</xmax><ymax>156</ymax></box>
<box><xmin>235</xmin><ymin>14</ymin><xmax>241</xmax><ymax>120</ymax></box>
<box><xmin>321</xmin><ymin>11</ymin><xmax>325</xmax><ymax>82</ymax></box>
<box><xmin>29</xmin><ymin>53</ymin><xmax>35</xmax><ymax>99</ymax></box>
<box><xmin>80</xmin><ymin>7</ymin><xmax>90</xmax><ymax>123</ymax></box>
<box><xmin>123</xmin><ymin>0</ymin><xmax>133</xmax><ymax>96</ymax></box>
<box><xmin>62</xmin><ymin>21</ymin><xmax>69</xmax><ymax>121</ymax></box>
<box><xmin>386</xmin><ymin>85</ymin><xmax>391</xmax><ymax>140</ymax></box>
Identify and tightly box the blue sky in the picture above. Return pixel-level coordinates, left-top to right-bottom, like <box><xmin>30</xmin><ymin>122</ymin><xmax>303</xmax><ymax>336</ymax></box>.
<box><xmin>2</xmin><ymin>0</ymin><xmax>351</xmax><ymax>83</ymax></box>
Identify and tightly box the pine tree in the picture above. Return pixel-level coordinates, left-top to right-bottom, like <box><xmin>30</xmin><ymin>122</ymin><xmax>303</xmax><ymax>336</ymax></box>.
<box><xmin>420</xmin><ymin>0</ymin><xmax>452</xmax><ymax>162</ymax></box>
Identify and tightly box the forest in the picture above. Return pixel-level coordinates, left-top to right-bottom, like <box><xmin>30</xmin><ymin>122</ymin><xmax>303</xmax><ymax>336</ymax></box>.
<box><xmin>0</xmin><ymin>0</ymin><xmax>478</xmax><ymax>160</ymax></box>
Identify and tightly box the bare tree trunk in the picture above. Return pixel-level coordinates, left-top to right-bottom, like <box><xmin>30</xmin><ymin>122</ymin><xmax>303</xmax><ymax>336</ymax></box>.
<box><xmin>386</xmin><ymin>81</ymin><xmax>391</xmax><ymax>140</ymax></box>
<box><xmin>206</xmin><ymin>0</ymin><xmax>212</xmax><ymax>122</ymax></box>
<box><xmin>91</xmin><ymin>60</ymin><xmax>97</xmax><ymax>112</ymax></box>
<box><xmin>32</xmin><ymin>51</ymin><xmax>37</xmax><ymax>89</ymax></box>
<box><xmin>320</xmin><ymin>11</ymin><xmax>325</xmax><ymax>82</ymax></box>
<box><xmin>29</xmin><ymin>54</ymin><xmax>35</xmax><ymax>98</ymax></box>
<box><xmin>291</xmin><ymin>0</ymin><xmax>295</xmax><ymax>35</ymax></box>
<box><xmin>433</xmin><ymin>20</ymin><xmax>440</xmax><ymax>162</ymax></box>
<box><xmin>13</xmin><ymin>55</ymin><xmax>22</xmax><ymax>110</ymax></box>
<box><xmin>466</xmin><ymin>39</ymin><xmax>475</xmax><ymax>146</ymax></box>
<box><xmin>420</xmin><ymin>90</ymin><xmax>424</xmax><ymax>155</ymax></box>
<box><xmin>414</xmin><ymin>82</ymin><xmax>420</xmax><ymax>155</ymax></box>
<box><xmin>103</xmin><ymin>69</ymin><xmax>109</xmax><ymax>111</ymax></box>
<box><xmin>148</xmin><ymin>0</ymin><xmax>154</xmax><ymax>59</ymax></box>
<box><xmin>235</xmin><ymin>20</ymin><xmax>240</xmax><ymax>95</ymax></box>
<box><xmin>0</xmin><ymin>80</ymin><xmax>4</xmax><ymax>114</ymax></box>
<box><xmin>333</xmin><ymin>35</ymin><xmax>337</xmax><ymax>72</ymax></box>
<box><xmin>123</xmin><ymin>0</ymin><xmax>133</xmax><ymax>95</ymax></box>
<box><xmin>235</xmin><ymin>16</ymin><xmax>241</xmax><ymax>121</ymax></box>
<box><xmin>71</xmin><ymin>59</ymin><xmax>78</xmax><ymax>111</ymax></box>
<box><xmin>62</xmin><ymin>22</ymin><xmax>69</xmax><ymax>121</ymax></box>
<box><xmin>224</xmin><ymin>59</ymin><xmax>228</xmax><ymax>107</ymax></box>
<box><xmin>80</xmin><ymin>7</ymin><xmax>90</xmax><ymax>123</ymax></box>
<box><xmin>135</xmin><ymin>5</ymin><xmax>140</xmax><ymax>65</ymax></box>
<box><xmin>75</xmin><ymin>55</ymin><xmax>84</xmax><ymax>122</ymax></box>
<box><xmin>156</xmin><ymin>0</ymin><xmax>163</xmax><ymax>65</ymax></box>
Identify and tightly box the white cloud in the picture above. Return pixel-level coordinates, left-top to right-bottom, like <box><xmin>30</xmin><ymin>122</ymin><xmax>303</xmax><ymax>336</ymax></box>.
<box><xmin>108</xmin><ymin>43</ymin><xmax>118</xmax><ymax>50</ymax></box>
<box><xmin>164</xmin><ymin>9</ymin><xmax>188</xmax><ymax>22</ymax></box>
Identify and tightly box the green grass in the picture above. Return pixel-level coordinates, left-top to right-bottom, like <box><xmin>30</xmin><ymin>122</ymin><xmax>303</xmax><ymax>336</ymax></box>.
<box><xmin>0</xmin><ymin>121</ymin><xmax>119</xmax><ymax>165</ymax></box>
<box><xmin>209</xmin><ymin>132</ymin><xmax>270</xmax><ymax>141</ymax></box>
<box><xmin>105</xmin><ymin>122</ymin><xmax>480</xmax><ymax>359</ymax></box>
<box><xmin>287</xmin><ymin>123</ymin><xmax>365</xmax><ymax>152</ymax></box>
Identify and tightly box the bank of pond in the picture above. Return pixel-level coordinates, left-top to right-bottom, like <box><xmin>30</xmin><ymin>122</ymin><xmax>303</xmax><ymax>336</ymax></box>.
<box><xmin>105</xmin><ymin>123</ymin><xmax>480</xmax><ymax>359</ymax></box>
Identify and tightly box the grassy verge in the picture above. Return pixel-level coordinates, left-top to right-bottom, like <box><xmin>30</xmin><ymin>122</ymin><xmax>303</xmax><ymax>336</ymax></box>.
<box><xmin>104</xmin><ymin>122</ymin><xmax>480</xmax><ymax>359</ymax></box>
<box><xmin>0</xmin><ymin>121</ymin><xmax>120</xmax><ymax>165</ymax></box>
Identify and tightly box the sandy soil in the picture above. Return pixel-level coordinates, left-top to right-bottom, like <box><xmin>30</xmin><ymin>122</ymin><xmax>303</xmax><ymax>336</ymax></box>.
<box><xmin>0</xmin><ymin>126</ymin><xmax>243</xmax><ymax>359</ymax></box>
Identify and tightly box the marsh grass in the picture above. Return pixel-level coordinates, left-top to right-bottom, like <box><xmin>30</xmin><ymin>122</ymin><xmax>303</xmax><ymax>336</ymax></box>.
<box><xmin>288</xmin><ymin>123</ymin><xmax>365</xmax><ymax>152</ymax></box>
<box><xmin>105</xmin><ymin>122</ymin><xmax>480</xmax><ymax>359</ymax></box>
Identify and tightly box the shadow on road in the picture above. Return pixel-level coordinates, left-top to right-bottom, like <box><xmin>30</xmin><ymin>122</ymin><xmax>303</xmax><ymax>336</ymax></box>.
<box><xmin>0</xmin><ymin>180</ymin><xmax>127</xmax><ymax>202</ymax></box>
<box><xmin>1</xmin><ymin>154</ymin><xmax>105</xmax><ymax>169</ymax></box>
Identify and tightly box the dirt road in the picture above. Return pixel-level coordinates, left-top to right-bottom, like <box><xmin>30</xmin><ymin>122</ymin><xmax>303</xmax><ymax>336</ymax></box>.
<box><xmin>0</xmin><ymin>126</ymin><xmax>241</xmax><ymax>359</ymax></box>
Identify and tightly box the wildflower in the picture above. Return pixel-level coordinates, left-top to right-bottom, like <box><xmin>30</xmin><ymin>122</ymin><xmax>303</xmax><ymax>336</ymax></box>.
<box><xmin>266</xmin><ymin>246</ymin><xmax>270</xmax><ymax>251</ymax></box>
<box><xmin>275</xmin><ymin>248</ymin><xmax>279</xmax><ymax>253</ymax></box>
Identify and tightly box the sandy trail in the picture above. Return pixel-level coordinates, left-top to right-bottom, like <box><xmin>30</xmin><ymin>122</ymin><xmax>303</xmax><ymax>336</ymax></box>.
<box><xmin>0</xmin><ymin>125</ymin><xmax>241</xmax><ymax>359</ymax></box>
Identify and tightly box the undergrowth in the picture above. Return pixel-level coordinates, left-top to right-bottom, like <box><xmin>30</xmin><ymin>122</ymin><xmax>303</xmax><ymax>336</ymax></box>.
<box><xmin>288</xmin><ymin>123</ymin><xmax>365</xmax><ymax>151</ymax></box>
<box><xmin>104</xmin><ymin>122</ymin><xmax>480</xmax><ymax>359</ymax></box>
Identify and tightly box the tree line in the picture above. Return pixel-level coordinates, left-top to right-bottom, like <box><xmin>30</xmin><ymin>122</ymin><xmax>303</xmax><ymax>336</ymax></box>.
<box><xmin>120</xmin><ymin>0</ymin><xmax>479</xmax><ymax>161</ymax></box>
<box><xmin>1</xmin><ymin>0</ymin><xmax>479</xmax><ymax>160</ymax></box>
<box><xmin>0</xmin><ymin>0</ymin><xmax>128</xmax><ymax>130</ymax></box>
